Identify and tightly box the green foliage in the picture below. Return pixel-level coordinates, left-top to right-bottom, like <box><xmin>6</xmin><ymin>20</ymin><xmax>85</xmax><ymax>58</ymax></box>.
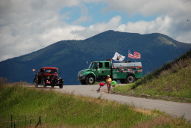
<box><xmin>136</xmin><ymin>49</ymin><xmax>191</xmax><ymax>86</ymax></box>
<box><xmin>113</xmin><ymin>83</ymin><xmax>135</xmax><ymax>94</ymax></box>
<box><xmin>0</xmin><ymin>84</ymin><xmax>153</xmax><ymax>128</ymax></box>
<box><xmin>0</xmin><ymin>77</ymin><xmax>8</xmax><ymax>87</ymax></box>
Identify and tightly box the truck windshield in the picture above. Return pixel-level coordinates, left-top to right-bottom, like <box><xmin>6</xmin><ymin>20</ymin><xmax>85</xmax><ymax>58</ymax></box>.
<box><xmin>44</xmin><ymin>69</ymin><xmax>57</xmax><ymax>73</ymax></box>
<box><xmin>89</xmin><ymin>62</ymin><xmax>97</xmax><ymax>69</ymax></box>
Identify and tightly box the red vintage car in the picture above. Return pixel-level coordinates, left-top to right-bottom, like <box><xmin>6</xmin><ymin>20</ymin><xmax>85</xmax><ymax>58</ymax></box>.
<box><xmin>33</xmin><ymin>67</ymin><xmax>64</xmax><ymax>88</ymax></box>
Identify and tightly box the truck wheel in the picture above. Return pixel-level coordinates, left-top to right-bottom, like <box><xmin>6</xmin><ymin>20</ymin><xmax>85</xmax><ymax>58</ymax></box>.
<box><xmin>86</xmin><ymin>75</ymin><xmax>95</xmax><ymax>85</ymax></box>
<box><xmin>80</xmin><ymin>80</ymin><xmax>86</xmax><ymax>85</ymax></box>
<box><xmin>127</xmin><ymin>75</ymin><xmax>135</xmax><ymax>83</ymax></box>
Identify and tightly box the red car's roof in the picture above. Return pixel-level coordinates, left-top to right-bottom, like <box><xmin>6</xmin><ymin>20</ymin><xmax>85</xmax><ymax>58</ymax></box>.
<box><xmin>41</xmin><ymin>67</ymin><xmax>58</xmax><ymax>70</ymax></box>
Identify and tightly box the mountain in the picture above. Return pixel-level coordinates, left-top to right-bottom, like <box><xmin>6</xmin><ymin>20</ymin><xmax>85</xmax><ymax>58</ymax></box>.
<box><xmin>0</xmin><ymin>30</ymin><xmax>191</xmax><ymax>84</ymax></box>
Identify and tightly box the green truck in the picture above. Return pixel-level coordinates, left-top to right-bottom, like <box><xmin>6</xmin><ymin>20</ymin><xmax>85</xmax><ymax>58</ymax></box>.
<box><xmin>78</xmin><ymin>60</ymin><xmax>143</xmax><ymax>85</ymax></box>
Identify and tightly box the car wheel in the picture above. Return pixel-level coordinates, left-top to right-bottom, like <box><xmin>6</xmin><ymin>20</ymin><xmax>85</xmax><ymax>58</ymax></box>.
<box><xmin>58</xmin><ymin>79</ymin><xmax>64</xmax><ymax>88</ymax></box>
<box><xmin>34</xmin><ymin>80</ymin><xmax>38</xmax><ymax>88</ymax></box>
<box><xmin>33</xmin><ymin>76</ymin><xmax>38</xmax><ymax>87</ymax></box>
<box><xmin>86</xmin><ymin>75</ymin><xmax>95</xmax><ymax>85</ymax></box>
<box><xmin>59</xmin><ymin>84</ymin><xmax>63</xmax><ymax>88</ymax></box>
<box><xmin>35</xmin><ymin>83</ymin><xmax>38</xmax><ymax>88</ymax></box>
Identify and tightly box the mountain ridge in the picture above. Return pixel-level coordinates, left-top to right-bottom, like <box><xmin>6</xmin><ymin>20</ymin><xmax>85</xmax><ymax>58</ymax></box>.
<box><xmin>0</xmin><ymin>30</ymin><xmax>191</xmax><ymax>84</ymax></box>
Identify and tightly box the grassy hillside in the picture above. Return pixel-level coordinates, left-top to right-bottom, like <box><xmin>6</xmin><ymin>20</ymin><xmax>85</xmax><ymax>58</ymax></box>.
<box><xmin>0</xmin><ymin>83</ymin><xmax>191</xmax><ymax>128</ymax></box>
<box><xmin>113</xmin><ymin>49</ymin><xmax>191</xmax><ymax>102</ymax></box>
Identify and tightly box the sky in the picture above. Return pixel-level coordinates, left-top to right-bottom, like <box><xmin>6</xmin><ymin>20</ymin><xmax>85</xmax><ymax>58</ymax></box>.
<box><xmin>0</xmin><ymin>0</ymin><xmax>191</xmax><ymax>61</ymax></box>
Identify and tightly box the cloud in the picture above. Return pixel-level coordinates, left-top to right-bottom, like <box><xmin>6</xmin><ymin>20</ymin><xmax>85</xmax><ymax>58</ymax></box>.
<box><xmin>104</xmin><ymin>0</ymin><xmax>191</xmax><ymax>16</ymax></box>
<box><xmin>117</xmin><ymin>16</ymin><xmax>172</xmax><ymax>34</ymax></box>
<box><xmin>73</xmin><ymin>4</ymin><xmax>91</xmax><ymax>24</ymax></box>
<box><xmin>103</xmin><ymin>0</ymin><xmax>191</xmax><ymax>43</ymax></box>
<box><xmin>74</xmin><ymin>16</ymin><xmax>122</xmax><ymax>38</ymax></box>
<box><xmin>0</xmin><ymin>0</ymin><xmax>191</xmax><ymax>62</ymax></box>
<box><xmin>0</xmin><ymin>0</ymin><xmax>93</xmax><ymax>61</ymax></box>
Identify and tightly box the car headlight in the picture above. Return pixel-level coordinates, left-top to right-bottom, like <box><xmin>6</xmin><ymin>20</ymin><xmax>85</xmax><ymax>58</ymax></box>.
<box><xmin>78</xmin><ymin>71</ymin><xmax>85</xmax><ymax>78</ymax></box>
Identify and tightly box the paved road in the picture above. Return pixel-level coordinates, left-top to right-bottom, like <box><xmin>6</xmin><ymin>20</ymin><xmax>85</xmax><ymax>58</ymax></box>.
<box><xmin>54</xmin><ymin>85</ymin><xmax>191</xmax><ymax>121</ymax></box>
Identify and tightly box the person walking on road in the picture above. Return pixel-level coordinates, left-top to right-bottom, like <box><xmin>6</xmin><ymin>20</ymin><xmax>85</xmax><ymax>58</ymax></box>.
<box><xmin>96</xmin><ymin>75</ymin><xmax>112</xmax><ymax>93</ymax></box>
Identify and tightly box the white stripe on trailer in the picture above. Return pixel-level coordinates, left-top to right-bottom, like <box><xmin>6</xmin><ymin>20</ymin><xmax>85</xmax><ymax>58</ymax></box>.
<box><xmin>113</xmin><ymin>62</ymin><xmax>142</xmax><ymax>68</ymax></box>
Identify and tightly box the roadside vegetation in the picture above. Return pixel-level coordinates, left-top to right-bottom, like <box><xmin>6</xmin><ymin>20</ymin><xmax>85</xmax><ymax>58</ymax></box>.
<box><xmin>0</xmin><ymin>82</ymin><xmax>191</xmax><ymax>128</ymax></box>
<box><xmin>113</xmin><ymin>49</ymin><xmax>191</xmax><ymax>102</ymax></box>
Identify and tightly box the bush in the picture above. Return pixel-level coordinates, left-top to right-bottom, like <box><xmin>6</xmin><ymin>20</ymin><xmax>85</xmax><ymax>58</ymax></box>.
<box><xmin>0</xmin><ymin>77</ymin><xmax>8</xmax><ymax>87</ymax></box>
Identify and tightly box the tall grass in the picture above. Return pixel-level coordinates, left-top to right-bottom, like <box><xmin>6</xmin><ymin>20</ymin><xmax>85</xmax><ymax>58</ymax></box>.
<box><xmin>1</xmin><ymin>83</ymin><xmax>191</xmax><ymax>127</ymax></box>
<box><xmin>0</xmin><ymin>84</ymin><xmax>154</xmax><ymax>128</ymax></box>
<box><xmin>135</xmin><ymin>49</ymin><xmax>191</xmax><ymax>87</ymax></box>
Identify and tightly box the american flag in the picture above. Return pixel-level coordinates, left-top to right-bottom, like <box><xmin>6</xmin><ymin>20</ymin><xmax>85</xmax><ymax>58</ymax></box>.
<box><xmin>128</xmin><ymin>51</ymin><xmax>141</xmax><ymax>59</ymax></box>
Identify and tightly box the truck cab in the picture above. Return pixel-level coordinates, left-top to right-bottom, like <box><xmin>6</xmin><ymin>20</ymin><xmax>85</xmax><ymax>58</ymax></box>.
<box><xmin>90</xmin><ymin>61</ymin><xmax>112</xmax><ymax>79</ymax></box>
<box><xmin>78</xmin><ymin>61</ymin><xmax>143</xmax><ymax>85</ymax></box>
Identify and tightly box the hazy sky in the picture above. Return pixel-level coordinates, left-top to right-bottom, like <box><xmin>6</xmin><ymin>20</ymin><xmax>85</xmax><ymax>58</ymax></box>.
<box><xmin>0</xmin><ymin>0</ymin><xmax>191</xmax><ymax>61</ymax></box>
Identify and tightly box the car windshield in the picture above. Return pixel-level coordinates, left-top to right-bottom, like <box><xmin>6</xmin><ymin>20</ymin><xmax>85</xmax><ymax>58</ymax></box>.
<box><xmin>89</xmin><ymin>62</ymin><xmax>97</xmax><ymax>69</ymax></box>
<box><xmin>44</xmin><ymin>69</ymin><xmax>57</xmax><ymax>73</ymax></box>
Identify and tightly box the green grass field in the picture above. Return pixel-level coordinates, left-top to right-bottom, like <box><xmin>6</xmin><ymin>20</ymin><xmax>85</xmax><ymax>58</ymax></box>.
<box><xmin>0</xmin><ymin>83</ymin><xmax>191</xmax><ymax>128</ymax></box>
<box><xmin>113</xmin><ymin>50</ymin><xmax>191</xmax><ymax>102</ymax></box>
